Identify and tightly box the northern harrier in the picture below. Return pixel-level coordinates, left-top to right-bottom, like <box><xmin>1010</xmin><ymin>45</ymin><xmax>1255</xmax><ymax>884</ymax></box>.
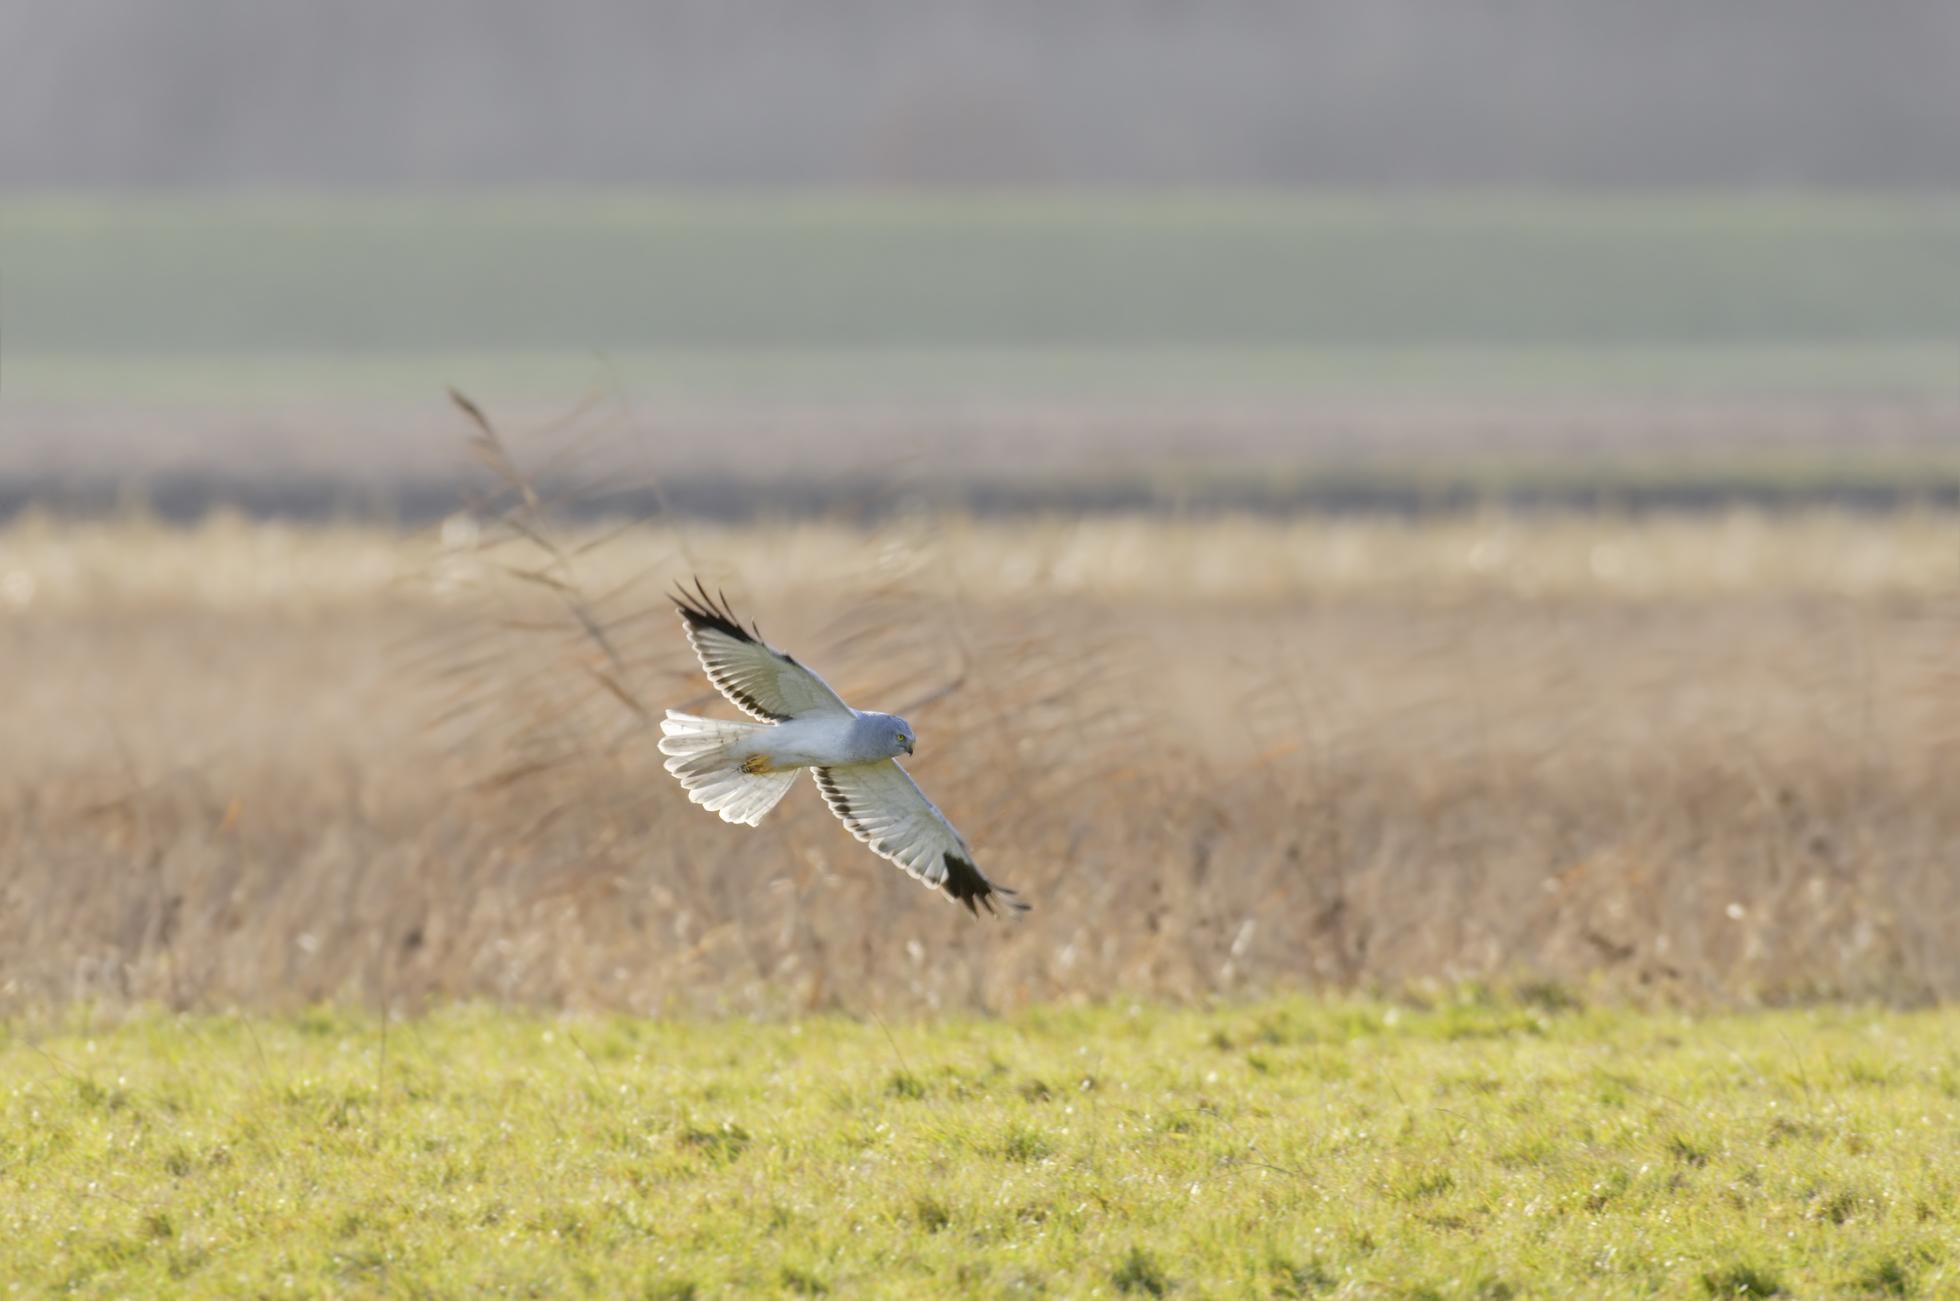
<box><xmin>659</xmin><ymin>581</ymin><xmax>1027</xmax><ymax>916</ymax></box>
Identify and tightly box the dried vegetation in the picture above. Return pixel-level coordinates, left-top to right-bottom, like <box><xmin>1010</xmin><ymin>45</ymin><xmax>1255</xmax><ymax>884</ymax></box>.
<box><xmin>1</xmin><ymin>413</ymin><xmax>1954</xmax><ymax>1014</ymax></box>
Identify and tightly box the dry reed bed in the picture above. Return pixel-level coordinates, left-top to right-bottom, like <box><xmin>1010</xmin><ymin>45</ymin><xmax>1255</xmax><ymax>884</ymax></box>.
<box><xmin>0</xmin><ymin>508</ymin><xmax>1954</xmax><ymax>607</ymax></box>
<box><xmin>1</xmin><ymin>511</ymin><xmax>1955</xmax><ymax>1013</ymax></box>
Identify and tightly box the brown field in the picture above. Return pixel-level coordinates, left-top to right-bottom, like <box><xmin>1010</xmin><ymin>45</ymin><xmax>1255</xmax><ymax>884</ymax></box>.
<box><xmin>1</xmin><ymin>506</ymin><xmax>1956</xmax><ymax>1014</ymax></box>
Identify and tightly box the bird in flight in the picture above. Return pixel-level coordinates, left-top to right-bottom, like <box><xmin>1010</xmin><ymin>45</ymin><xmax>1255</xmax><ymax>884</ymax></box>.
<box><xmin>659</xmin><ymin>580</ymin><xmax>1027</xmax><ymax>916</ymax></box>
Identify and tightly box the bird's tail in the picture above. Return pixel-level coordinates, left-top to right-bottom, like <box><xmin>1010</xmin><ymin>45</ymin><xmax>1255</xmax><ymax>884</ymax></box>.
<box><xmin>658</xmin><ymin>711</ymin><xmax>800</xmax><ymax>826</ymax></box>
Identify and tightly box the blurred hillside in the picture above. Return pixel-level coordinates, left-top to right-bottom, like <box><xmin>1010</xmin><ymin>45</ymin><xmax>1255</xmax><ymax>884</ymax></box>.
<box><xmin>6</xmin><ymin>0</ymin><xmax>1960</xmax><ymax>189</ymax></box>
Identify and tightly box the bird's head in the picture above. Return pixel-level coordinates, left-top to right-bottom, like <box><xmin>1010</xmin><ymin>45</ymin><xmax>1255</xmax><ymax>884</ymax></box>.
<box><xmin>879</xmin><ymin>713</ymin><xmax>916</xmax><ymax>757</ymax></box>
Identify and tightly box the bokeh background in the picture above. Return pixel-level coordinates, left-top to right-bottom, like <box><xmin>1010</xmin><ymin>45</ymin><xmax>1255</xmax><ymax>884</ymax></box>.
<box><xmin>2</xmin><ymin>2</ymin><xmax>1956</xmax><ymax>1013</ymax></box>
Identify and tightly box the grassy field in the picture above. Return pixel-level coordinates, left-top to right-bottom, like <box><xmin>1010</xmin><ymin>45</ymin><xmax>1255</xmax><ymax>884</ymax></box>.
<box><xmin>8</xmin><ymin>193</ymin><xmax>1958</xmax><ymax>1295</ymax></box>
<box><xmin>5</xmin><ymin>997</ymin><xmax>1957</xmax><ymax>1297</ymax></box>
<box><xmin>2</xmin><ymin>501</ymin><xmax>1954</xmax><ymax>1295</ymax></box>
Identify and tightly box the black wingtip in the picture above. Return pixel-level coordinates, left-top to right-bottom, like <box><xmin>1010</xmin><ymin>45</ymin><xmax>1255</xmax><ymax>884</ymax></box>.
<box><xmin>673</xmin><ymin>575</ymin><xmax>760</xmax><ymax>645</ymax></box>
<box><xmin>943</xmin><ymin>851</ymin><xmax>1029</xmax><ymax>918</ymax></box>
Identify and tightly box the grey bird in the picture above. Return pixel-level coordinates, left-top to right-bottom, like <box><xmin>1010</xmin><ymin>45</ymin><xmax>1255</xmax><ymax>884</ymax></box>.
<box><xmin>658</xmin><ymin>581</ymin><xmax>1027</xmax><ymax>916</ymax></box>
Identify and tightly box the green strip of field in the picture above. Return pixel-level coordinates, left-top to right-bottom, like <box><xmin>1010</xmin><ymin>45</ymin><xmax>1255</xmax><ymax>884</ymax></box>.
<box><xmin>5</xmin><ymin>997</ymin><xmax>1955</xmax><ymax>1297</ymax></box>
<box><xmin>6</xmin><ymin>191</ymin><xmax>1959</xmax><ymax>354</ymax></box>
<box><xmin>8</xmin><ymin>192</ymin><xmax>1957</xmax><ymax>407</ymax></box>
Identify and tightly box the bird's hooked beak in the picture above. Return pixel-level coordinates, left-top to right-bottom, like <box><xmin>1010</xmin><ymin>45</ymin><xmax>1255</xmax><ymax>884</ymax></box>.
<box><xmin>902</xmin><ymin>736</ymin><xmax>915</xmax><ymax>755</ymax></box>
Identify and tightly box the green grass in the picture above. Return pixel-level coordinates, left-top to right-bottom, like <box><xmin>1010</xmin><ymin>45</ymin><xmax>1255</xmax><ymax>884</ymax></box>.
<box><xmin>5</xmin><ymin>996</ymin><xmax>1957</xmax><ymax>1297</ymax></box>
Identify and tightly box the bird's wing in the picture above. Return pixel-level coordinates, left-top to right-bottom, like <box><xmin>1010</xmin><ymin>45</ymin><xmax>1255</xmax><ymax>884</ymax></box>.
<box><xmin>813</xmin><ymin>761</ymin><xmax>1027</xmax><ymax>915</ymax></box>
<box><xmin>673</xmin><ymin>579</ymin><xmax>852</xmax><ymax>722</ymax></box>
